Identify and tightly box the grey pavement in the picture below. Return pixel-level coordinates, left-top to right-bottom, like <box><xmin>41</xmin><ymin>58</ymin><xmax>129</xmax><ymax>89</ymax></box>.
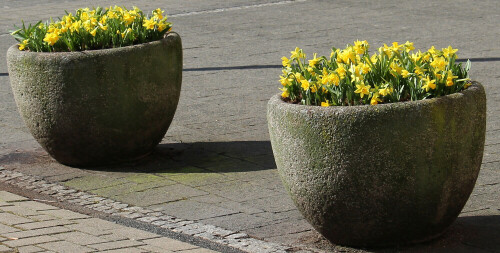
<box><xmin>0</xmin><ymin>0</ymin><xmax>499</xmax><ymax>252</ymax></box>
<box><xmin>0</xmin><ymin>190</ymin><xmax>219</xmax><ymax>253</ymax></box>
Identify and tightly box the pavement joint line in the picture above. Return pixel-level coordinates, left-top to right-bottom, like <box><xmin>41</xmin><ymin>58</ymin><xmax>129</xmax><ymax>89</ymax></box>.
<box><xmin>0</xmin><ymin>167</ymin><xmax>299</xmax><ymax>253</ymax></box>
<box><xmin>170</xmin><ymin>0</ymin><xmax>307</xmax><ymax>18</ymax></box>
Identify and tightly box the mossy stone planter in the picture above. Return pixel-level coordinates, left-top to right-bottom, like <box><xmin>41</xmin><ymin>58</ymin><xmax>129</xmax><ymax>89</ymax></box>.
<box><xmin>267</xmin><ymin>83</ymin><xmax>486</xmax><ymax>247</ymax></box>
<box><xmin>7</xmin><ymin>32</ymin><xmax>182</xmax><ymax>167</ymax></box>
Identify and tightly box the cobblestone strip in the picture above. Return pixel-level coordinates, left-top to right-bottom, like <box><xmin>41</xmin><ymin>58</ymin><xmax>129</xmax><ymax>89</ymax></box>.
<box><xmin>0</xmin><ymin>167</ymin><xmax>298</xmax><ymax>253</ymax></box>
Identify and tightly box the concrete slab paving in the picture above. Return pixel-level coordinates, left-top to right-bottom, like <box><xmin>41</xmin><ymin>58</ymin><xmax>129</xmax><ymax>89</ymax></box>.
<box><xmin>0</xmin><ymin>0</ymin><xmax>499</xmax><ymax>252</ymax></box>
<box><xmin>0</xmin><ymin>190</ymin><xmax>220</xmax><ymax>253</ymax></box>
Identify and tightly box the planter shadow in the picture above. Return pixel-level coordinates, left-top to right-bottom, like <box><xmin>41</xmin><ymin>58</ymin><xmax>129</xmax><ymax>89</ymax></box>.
<box><xmin>295</xmin><ymin>215</ymin><xmax>500</xmax><ymax>252</ymax></box>
<box><xmin>0</xmin><ymin>141</ymin><xmax>276</xmax><ymax>174</ymax></box>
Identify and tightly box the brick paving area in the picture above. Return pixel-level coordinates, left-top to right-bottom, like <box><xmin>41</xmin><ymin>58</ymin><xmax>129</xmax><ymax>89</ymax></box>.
<box><xmin>0</xmin><ymin>0</ymin><xmax>499</xmax><ymax>252</ymax></box>
<box><xmin>0</xmin><ymin>191</ymin><xmax>218</xmax><ymax>253</ymax></box>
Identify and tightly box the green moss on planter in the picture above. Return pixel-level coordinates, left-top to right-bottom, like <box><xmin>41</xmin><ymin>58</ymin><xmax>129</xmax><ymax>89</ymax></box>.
<box><xmin>267</xmin><ymin>82</ymin><xmax>486</xmax><ymax>247</ymax></box>
<box><xmin>7</xmin><ymin>32</ymin><xmax>183</xmax><ymax>166</ymax></box>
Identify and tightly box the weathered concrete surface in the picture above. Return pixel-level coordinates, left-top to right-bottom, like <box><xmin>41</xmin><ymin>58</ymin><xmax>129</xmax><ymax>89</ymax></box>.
<box><xmin>1</xmin><ymin>0</ymin><xmax>499</xmax><ymax>252</ymax></box>
<box><xmin>268</xmin><ymin>83</ymin><xmax>486</xmax><ymax>246</ymax></box>
<box><xmin>7</xmin><ymin>33</ymin><xmax>182</xmax><ymax>166</ymax></box>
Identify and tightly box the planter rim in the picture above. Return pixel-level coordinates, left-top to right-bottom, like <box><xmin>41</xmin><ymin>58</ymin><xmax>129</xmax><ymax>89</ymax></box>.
<box><xmin>269</xmin><ymin>81</ymin><xmax>482</xmax><ymax>111</ymax></box>
<box><xmin>7</xmin><ymin>31</ymin><xmax>179</xmax><ymax>56</ymax></box>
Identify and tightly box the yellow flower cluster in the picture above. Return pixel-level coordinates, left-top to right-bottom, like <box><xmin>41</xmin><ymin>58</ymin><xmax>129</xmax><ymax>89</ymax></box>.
<box><xmin>279</xmin><ymin>41</ymin><xmax>471</xmax><ymax>106</ymax></box>
<box><xmin>14</xmin><ymin>6</ymin><xmax>172</xmax><ymax>52</ymax></box>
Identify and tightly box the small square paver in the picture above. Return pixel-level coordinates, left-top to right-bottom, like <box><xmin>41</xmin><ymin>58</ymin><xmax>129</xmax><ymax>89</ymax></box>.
<box><xmin>37</xmin><ymin>241</ymin><xmax>95</xmax><ymax>253</ymax></box>
<box><xmin>0</xmin><ymin>191</ymin><xmax>28</xmax><ymax>202</ymax></box>
<box><xmin>0</xmin><ymin>212</ymin><xmax>33</xmax><ymax>225</ymax></box>
<box><xmin>141</xmin><ymin>237</ymin><xmax>198</xmax><ymax>251</ymax></box>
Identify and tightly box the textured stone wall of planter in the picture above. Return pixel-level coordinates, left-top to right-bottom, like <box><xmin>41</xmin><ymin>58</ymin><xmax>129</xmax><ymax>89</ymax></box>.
<box><xmin>267</xmin><ymin>82</ymin><xmax>486</xmax><ymax>247</ymax></box>
<box><xmin>7</xmin><ymin>32</ymin><xmax>182</xmax><ymax>167</ymax></box>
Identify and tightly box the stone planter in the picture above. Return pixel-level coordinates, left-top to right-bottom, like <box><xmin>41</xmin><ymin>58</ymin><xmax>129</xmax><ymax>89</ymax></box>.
<box><xmin>267</xmin><ymin>82</ymin><xmax>486</xmax><ymax>247</ymax></box>
<box><xmin>7</xmin><ymin>32</ymin><xmax>182</xmax><ymax>167</ymax></box>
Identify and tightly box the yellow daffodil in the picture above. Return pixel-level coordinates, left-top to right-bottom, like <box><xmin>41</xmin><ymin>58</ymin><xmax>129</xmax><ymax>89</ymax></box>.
<box><xmin>336</xmin><ymin>64</ymin><xmax>347</xmax><ymax>79</ymax></box>
<box><xmin>404</xmin><ymin>41</ymin><xmax>414</xmax><ymax>52</ymax></box>
<box><xmin>353</xmin><ymin>40</ymin><xmax>368</xmax><ymax>55</ymax></box>
<box><xmin>43</xmin><ymin>32</ymin><xmax>60</xmax><ymax>46</ymax></box>
<box><xmin>18</xmin><ymin>39</ymin><xmax>28</xmax><ymax>50</ymax></box>
<box><xmin>143</xmin><ymin>19</ymin><xmax>156</xmax><ymax>30</ymax></box>
<box><xmin>301</xmin><ymin>79</ymin><xmax>310</xmax><ymax>91</ymax></box>
<box><xmin>370</xmin><ymin>93</ymin><xmax>382</xmax><ymax>105</ymax></box>
<box><xmin>308</xmin><ymin>53</ymin><xmax>320</xmax><ymax>67</ymax></box>
<box><xmin>442</xmin><ymin>46</ymin><xmax>458</xmax><ymax>58</ymax></box>
<box><xmin>430</xmin><ymin>57</ymin><xmax>447</xmax><ymax>72</ymax></box>
<box><xmin>354</xmin><ymin>82</ymin><xmax>371</xmax><ymax>98</ymax></box>
<box><xmin>321</xmin><ymin>101</ymin><xmax>330</xmax><ymax>107</ymax></box>
<box><xmin>281</xmin><ymin>88</ymin><xmax>289</xmax><ymax>98</ymax></box>
<box><xmin>421</xmin><ymin>76</ymin><xmax>436</xmax><ymax>91</ymax></box>
<box><xmin>446</xmin><ymin>70</ymin><xmax>458</xmax><ymax>86</ymax></box>
<box><xmin>401</xmin><ymin>69</ymin><xmax>410</xmax><ymax>78</ymax></box>
<box><xmin>290</xmin><ymin>47</ymin><xmax>305</xmax><ymax>59</ymax></box>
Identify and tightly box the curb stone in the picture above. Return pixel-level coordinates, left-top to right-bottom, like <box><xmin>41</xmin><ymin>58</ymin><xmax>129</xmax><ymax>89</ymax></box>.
<box><xmin>0</xmin><ymin>167</ymin><xmax>315</xmax><ymax>253</ymax></box>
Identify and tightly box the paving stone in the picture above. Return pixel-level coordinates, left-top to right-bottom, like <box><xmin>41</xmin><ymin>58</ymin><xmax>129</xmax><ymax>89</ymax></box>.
<box><xmin>3</xmin><ymin>226</ymin><xmax>70</xmax><ymax>239</ymax></box>
<box><xmin>63</xmin><ymin>175</ymin><xmax>129</xmax><ymax>191</ymax></box>
<box><xmin>0</xmin><ymin>205</ymin><xmax>39</xmax><ymax>216</ymax></box>
<box><xmin>105</xmin><ymin>227</ymin><xmax>161</xmax><ymax>241</ymax></box>
<box><xmin>15</xmin><ymin>219</ymin><xmax>74</xmax><ymax>230</ymax></box>
<box><xmin>2</xmin><ymin>235</ymin><xmax>60</xmax><ymax>247</ymax></box>
<box><xmin>0</xmin><ymin>223</ymin><xmax>21</xmax><ymax>234</ymax></box>
<box><xmin>74</xmin><ymin>218</ymin><xmax>124</xmax><ymax>231</ymax></box>
<box><xmin>180</xmin><ymin>248</ymin><xmax>219</xmax><ymax>253</ymax></box>
<box><xmin>0</xmin><ymin>212</ymin><xmax>33</xmax><ymax>225</ymax></box>
<box><xmin>0</xmin><ymin>245</ymin><xmax>12</xmax><ymax>251</ymax></box>
<box><xmin>0</xmin><ymin>191</ymin><xmax>28</xmax><ymax>202</ymax></box>
<box><xmin>52</xmin><ymin>231</ymin><xmax>109</xmax><ymax>245</ymax></box>
<box><xmin>90</xmin><ymin>180</ymin><xmax>175</xmax><ymax>198</ymax></box>
<box><xmin>37</xmin><ymin>241</ymin><xmax>95</xmax><ymax>253</ymax></box>
<box><xmin>200</xmin><ymin>213</ymin><xmax>273</xmax><ymax>231</ymax></box>
<box><xmin>113</xmin><ymin>184</ymin><xmax>208</xmax><ymax>206</ymax></box>
<box><xmin>138</xmin><ymin>245</ymin><xmax>175</xmax><ymax>253</ymax></box>
<box><xmin>39</xmin><ymin>209</ymin><xmax>89</xmax><ymax>220</ymax></box>
<box><xmin>28</xmin><ymin>214</ymin><xmax>59</xmax><ymax>221</ymax></box>
<box><xmin>245</xmin><ymin>219</ymin><xmax>312</xmax><ymax>238</ymax></box>
<box><xmin>151</xmin><ymin>200</ymin><xmax>238</xmax><ymax>221</ymax></box>
<box><xmin>141</xmin><ymin>237</ymin><xmax>199</xmax><ymax>251</ymax></box>
<box><xmin>101</xmin><ymin>248</ymin><xmax>147</xmax><ymax>253</ymax></box>
<box><xmin>158</xmin><ymin>166</ymin><xmax>232</xmax><ymax>187</ymax></box>
<box><xmin>16</xmin><ymin>245</ymin><xmax>45</xmax><ymax>253</ymax></box>
<box><xmin>196</xmin><ymin>180</ymin><xmax>281</xmax><ymax>202</ymax></box>
<box><xmin>88</xmin><ymin>239</ymin><xmax>145</xmax><ymax>251</ymax></box>
<box><xmin>15</xmin><ymin>201</ymin><xmax>59</xmax><ymax>211</ymax></box>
